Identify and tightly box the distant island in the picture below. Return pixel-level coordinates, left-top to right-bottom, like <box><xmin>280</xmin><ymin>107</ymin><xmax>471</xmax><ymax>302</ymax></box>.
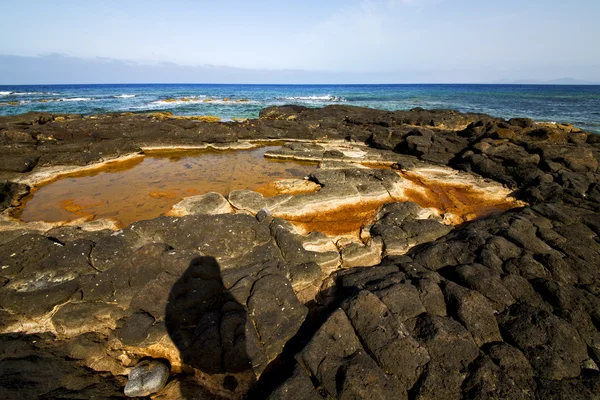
<box><xmin>494</xmin><ymin>78</ymin><xmax>600</xmax><ymax>85</ymax></box>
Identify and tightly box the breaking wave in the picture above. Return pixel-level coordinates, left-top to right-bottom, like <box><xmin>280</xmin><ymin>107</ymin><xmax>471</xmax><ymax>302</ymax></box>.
<box><xmin>57</xmin><ymin>97</ymin><xmax>93</xmax><ymax>102</ymax></box>
<box><xmin>277</xmin><ymin>95</ymin><xmax>346</xmax><ymax>102</ymax></box>
<box><xmin>150</xmin><ymin>97</ymin><xmax>257</xmax><ymax>106</ymax></box>
<box><xmin>1</xmin><ymin>91</ymin><xmax>60</xmax><ymax>96</ymax></box>
<box><xmin>114</xmin><ymin>94</ymin><xmax>136</xmax><ymax>98</ymax></box>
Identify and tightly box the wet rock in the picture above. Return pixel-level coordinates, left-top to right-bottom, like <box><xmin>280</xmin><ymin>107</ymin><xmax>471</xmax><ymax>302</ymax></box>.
<box><xmin>124</xmin><ymin>359</ymin><xmax>170</xmax><ymax>397</ymax></box>
<box><xmin>168</xmin><ymin>191</ymin><xmax>234</xmax><ymax>216</ymax></box>
<box><xmin>229</xmin><ymin>190</ymin><xmax>291</xmax><ymax>214</ymax></box>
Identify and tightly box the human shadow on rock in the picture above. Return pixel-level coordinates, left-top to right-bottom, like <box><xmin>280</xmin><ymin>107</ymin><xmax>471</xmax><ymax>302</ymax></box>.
<box><xmin>166</xmin><ymin>256</ymin><xmax>254</xmax><ymax>396</ymax></box>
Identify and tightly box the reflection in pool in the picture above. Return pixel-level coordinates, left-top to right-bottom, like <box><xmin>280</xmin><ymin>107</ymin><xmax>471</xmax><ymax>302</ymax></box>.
<box><xmin>18</xmin><ymin>147</ymin><xmax>317</xmax><ymax>228</ymax></box>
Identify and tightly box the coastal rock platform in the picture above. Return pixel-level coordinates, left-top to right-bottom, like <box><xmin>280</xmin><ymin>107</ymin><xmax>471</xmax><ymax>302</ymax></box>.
<box><xmin>0</xmin><ymin>105</ymin><xmax>599</xmax><ymax>399</ymax></box>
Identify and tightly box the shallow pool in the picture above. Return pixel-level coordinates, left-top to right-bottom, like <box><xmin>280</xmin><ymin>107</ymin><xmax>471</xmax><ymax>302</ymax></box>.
<box><xmin>17</xmin><ymin>146</ymin><xmax>317</xmax><ymax>228</ymax></box>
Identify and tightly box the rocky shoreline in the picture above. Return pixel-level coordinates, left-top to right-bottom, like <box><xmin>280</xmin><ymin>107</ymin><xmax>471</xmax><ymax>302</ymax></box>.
<box><xmin>0</xmin><ymin>105</ymin><xmax>599</xmax><ymax>399</ymax></box>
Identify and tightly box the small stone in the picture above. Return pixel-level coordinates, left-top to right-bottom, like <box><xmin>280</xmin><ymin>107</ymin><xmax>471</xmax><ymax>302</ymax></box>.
<box><xmin>256</xmin><ymin>208</ymin><xmax>272</xmax><ymax>222</ymax></box>
<box><xmin>124</xmin><ymin>359</ymin><xmax>170</xmax><ymax>397</ymax></box>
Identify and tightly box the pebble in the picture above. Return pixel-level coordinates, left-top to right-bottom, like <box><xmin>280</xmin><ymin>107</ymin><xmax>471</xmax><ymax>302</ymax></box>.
<box><xmin>124</xmin><ymin>359</ymin><xmax>170</xmax><ymax>397</ymax></box>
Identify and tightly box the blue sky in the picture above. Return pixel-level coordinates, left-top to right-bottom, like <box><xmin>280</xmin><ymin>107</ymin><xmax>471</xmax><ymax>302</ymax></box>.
<box><xmin>0</xmin><ymin>0</ymin><xmax>599</xmax><ymax>83</ymax></box>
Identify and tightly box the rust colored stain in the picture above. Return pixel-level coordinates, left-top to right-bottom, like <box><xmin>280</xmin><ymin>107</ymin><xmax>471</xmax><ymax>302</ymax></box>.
<box><xmin>285</xmin><ymin>171</ymin><xmax>521</xmax><ymax>237</ymax></box>
<box><xmin>287</xmin><ymin>200</ymin><xmax>386</xmax><ymax>237</ymax></box>
<box><xmin>398</xmin><ymin>172</ymin><xmax>518</xmax><ymax>221</ymax></box>
<box><xmin>18</xmin><ymin>147</ymin><xmax>317</xmax><ymax>228</ymax></box>
<box><xmin>16</xmin><ymin>147</ymin><xmax>521</xmax><ymax>237</ymax></box>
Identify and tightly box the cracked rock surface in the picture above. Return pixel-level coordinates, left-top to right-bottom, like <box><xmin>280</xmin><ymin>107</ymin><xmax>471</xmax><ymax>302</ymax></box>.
<box><xmin>0</xmin><ymin>105</ymin><xmax>599</xmax><ymax>399</ymax></box>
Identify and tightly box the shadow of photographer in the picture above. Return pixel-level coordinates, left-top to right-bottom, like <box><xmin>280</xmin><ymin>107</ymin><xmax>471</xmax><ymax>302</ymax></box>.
<box><xmin>165</xmin><ymin>256</ymin><xmax>255</xmax><ymax>397</ymax></box>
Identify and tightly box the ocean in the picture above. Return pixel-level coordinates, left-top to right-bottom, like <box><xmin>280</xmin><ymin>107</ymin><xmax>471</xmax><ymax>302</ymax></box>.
<box><xmin>1</xmin><ymin>84</ymin><xmax>599</xmax><ymax>134</ymax></box>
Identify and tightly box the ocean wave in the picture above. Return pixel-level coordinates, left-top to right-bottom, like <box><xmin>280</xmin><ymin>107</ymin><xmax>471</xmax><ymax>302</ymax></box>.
<box><xmin>7</xmin><ymin>91</ymin><xmax>60</xmax><ymax>96</ymax></box>
<box><xmin>150</xmin><ymin>97</ymin><xmax>257</xmax><ymax>106</ymax></box>
<box><xmin>277</xmin><ymin>95</ymin><xmax>346</xmax><ymax>102</ymax></box>
<box><xmin>114</xmin><ymin>94</ymin><xmax>136</xmax><ymax>98</ymax></box>
<box><xmin>57</xmin><ymin>97</ymin><xmax>93</xmax><ymax>102</ymax></box>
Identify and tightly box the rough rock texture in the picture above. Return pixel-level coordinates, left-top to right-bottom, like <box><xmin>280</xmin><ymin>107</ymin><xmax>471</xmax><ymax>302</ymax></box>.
<box><xmin>370</xmin><ymin>201</ymin><xmax>453</xmax><ymax>255</ymax></box>
<box><xmin>1</xmin><ymin>106</ymin><xmax>600</xmax><ymax>399</ymax></box>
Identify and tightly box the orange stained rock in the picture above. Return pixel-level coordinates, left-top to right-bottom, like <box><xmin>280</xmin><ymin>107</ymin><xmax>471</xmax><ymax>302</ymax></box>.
<box><xmin>16</xmin><ymin>146</ymin><xmax>522</xmax><ymax>236</ymax></box>
<box><xmin>17</xmin><ymin>147</ymin><xmax>317</xmax><ymax>228</ymax></box>
<box><xmin>397</xmin><ymin>172</ymin><xmax>520</xmax><ymax>222</ymax></box>
<box><xmin>279</xmin><ymin>171</ymin><xmax>522</xmax><ymax>238</ymax></box>
<box><xmin>288</xmin><ymin>200</ymin><xmax>386</xmax><ymax>238</ymax></box>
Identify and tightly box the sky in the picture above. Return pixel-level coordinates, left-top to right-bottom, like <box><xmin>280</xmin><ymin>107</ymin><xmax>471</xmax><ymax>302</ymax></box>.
<box><xmin>0</xmin><ymin>0</ymin><xmax>599</xmax><ymax>84</ymax></box>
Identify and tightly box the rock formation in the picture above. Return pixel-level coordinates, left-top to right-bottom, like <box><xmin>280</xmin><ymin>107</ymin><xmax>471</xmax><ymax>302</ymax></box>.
<box><xmin>0</xmin><ymin>105</ymin><xmax>599</xmax><ymax>399</ymax></box>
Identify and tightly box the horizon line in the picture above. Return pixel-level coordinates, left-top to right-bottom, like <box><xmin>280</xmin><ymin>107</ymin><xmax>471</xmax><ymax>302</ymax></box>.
<box><xmin>2</xmin><ymin>82</ymin><xmax>600</xmax><ymax>86</ymax></box>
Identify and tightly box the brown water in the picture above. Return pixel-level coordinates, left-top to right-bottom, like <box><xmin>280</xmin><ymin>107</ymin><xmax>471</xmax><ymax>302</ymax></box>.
<box><xmin>18</xmin><ymin>147</ymin><xmax>317</xmax><ymax>228</ymax></box>
<box><xmin>17</xmin><ymin>147</ymin><xmax>522</xmax><ymax>236</ymax></box>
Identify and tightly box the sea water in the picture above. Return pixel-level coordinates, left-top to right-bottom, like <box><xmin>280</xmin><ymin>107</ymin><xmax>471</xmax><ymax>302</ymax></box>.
<box><xmin>0</xmin><ymin>84</ymin><xmax>599</xmax><ymax>133</ymax></box>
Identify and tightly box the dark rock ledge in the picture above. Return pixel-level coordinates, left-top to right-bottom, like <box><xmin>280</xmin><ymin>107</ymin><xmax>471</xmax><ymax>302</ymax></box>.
<box><xmin>0</xmin><ymin>105</ymin><xmax>599</xmax><ymax>399</ymax></box>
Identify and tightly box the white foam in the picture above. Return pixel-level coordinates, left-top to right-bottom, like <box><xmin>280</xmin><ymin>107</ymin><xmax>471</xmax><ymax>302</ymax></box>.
<box><xmin>114</xmin><ymin>94</ymin><xmax>136</xmax><ymax>98</ymax></box>
<box><xmin>202</xmin><ymin>99</ymin><xmax>258</xmax><ymax>105</ymax></box>
<box><xmin>278</xmin><ymin>95</ymin><xmax>346</xmax><ymax>102</ymax></box>
<box><xmin>57</xmin><ymin>97</ymin><xmax>92</xmax><ymax>102</ymax></box>
<box><xmin>150</xmin><ymin>97</ymin><xmax>257</xmax><ymax>107</ymax></box>
<box><xmin>11</xmin><ymin>92</ymin><xmax>60</xmax><ymax>96</ymax></box>
<box><xmin>151</xmin><ymin>99</ymin><xmax>203</xmax><ymax>106</ymax></box>
<box><xmin>0</xmin><ymin>91</ymin><xmax>11</xmax><ymax>96</ymax></box>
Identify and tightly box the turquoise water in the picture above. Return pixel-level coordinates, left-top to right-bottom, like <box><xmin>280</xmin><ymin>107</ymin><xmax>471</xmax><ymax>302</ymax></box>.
<box><xmin>1</xmin><ymin>84</ymin><xmax>599</xmax><ymax>133</ymax></box>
